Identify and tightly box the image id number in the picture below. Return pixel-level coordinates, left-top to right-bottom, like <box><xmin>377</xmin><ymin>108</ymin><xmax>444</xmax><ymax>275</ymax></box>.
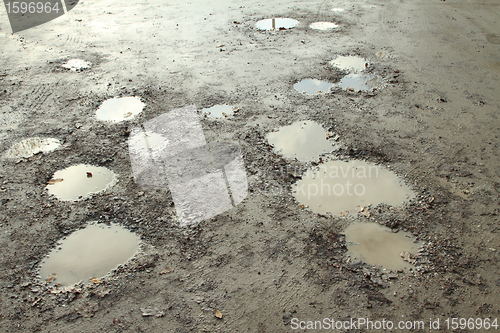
<box><xmin>5</xmin><ymin>2</ymin><xmax>61</xmax><ymax>14</ymax></box>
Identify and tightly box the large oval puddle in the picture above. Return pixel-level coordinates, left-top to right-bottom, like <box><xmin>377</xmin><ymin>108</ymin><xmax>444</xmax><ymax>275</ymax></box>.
<box><xmin>267</xmin><ymin>121</ymin><xmax>336</xmax><ymax>162</ymax></box>
<box><xmin>95</xmin><ymin>96</ymin><xmax>145</xmax><ymax>123</ymax></box>
<box><xmin>345</xmin><ymin>222</ymin><xmax>422</xmax><ymax>270</ymax></box>
<box><xmin>39</xmin><ymin>223</ymin><xmax>140</xmax><ymax>286</ymax></box>
<box><xmin>341</xmin><ymin>73</ymin><xmax>383</xmax><ymax>92</ymax></box>
<box><xmin>294</xmin><ymin>79</ymin><xmax>334</xmax><ymax>95</ymax></box>
<box><xmin>330</xmin><ymin>56</ymin><xmax>368</xmax><ymax>72</ymax></box>
<box><xmin>255</xmin><ymin>18</ymin><xmax>299</xmax><ymax>30</ymax></box>
<box><xmin>46</xmin><ymin>164</ymin><xmax>117</xmax><ymax>201</ymax></box>
<box><xmin>293</xmin><ymin>160</ymin><xmax>414</xmax><ymax>215</ymax></box>
<box><xmin>3</xmin><ymin>137</ymin><xmax>61</xmax><ymax>159</ymax></box>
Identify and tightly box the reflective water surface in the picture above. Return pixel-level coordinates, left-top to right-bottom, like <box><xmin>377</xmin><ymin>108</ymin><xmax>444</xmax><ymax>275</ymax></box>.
<box><xmin>46</xmin><ymin>164</ymin><xmax>117</xmax><ymax>201</ymax></box>
<box><xmin>39</xmin><ymin>223</ymin><xmax>140</xmax><ymax>286</ymax></box>
<box><xmin>293</xmin><ymin>160</ymin><xmax>414</xmax><ymax>215</ymax></box>
<box><xmin>3</xmin><ymin>137</ymin><xmax>60</xmax><ymax>159</ymax></box>
<box><xmin>340</xmin><ymin>73</ymin><xmax>383</xmax><ymax>91</ymax></box>
<box><xmin>294</xmin><ymin>79</ymin><xmax>334</xmax><ymax>95</ymax></box>
<box><xmin>345</xmin><ymin>222</ymin><xmax>422</xmax><ymax>270</ymax></box>
<box><xmin>255</xmin><ymin>18</ymin><xmax>299</xmax><ymax>30</ymax></box>
<box><xmin>95</xmin><ymin>96</ymin><xmax>145</xmax><ymax>122</ymax></box>
<box><xmin>266</xmin><ymin>120</ymin><xmax>336</xmax><ymax>161</ymax></box>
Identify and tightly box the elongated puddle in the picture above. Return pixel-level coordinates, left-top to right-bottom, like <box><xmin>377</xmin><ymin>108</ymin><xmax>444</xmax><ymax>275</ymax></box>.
<box><xmin>39</xmin><ymin>223</ymin><xmax>140</xmax><ymax>286</ymax></box>
<box><xmin>202</xmin><ymin>105</ymin><xmax>234</xmax><ymax>118</ymax></box>
<box><xmin>95</xmin><ymin>96</ymin><xmax>145</xmax><ymax>122</ymax></box>
<box><xmin>294</xmin><ymin>79</ymin><xmax>334</xmax><ymax>95</ymax></box>
<box><xmin>293</xmin><ymin>160</ymin><xmax>414</xmax><ymax>215</ymax></box>
<box><xmin>341</xmin><ymin>73</ymin><xmax>383</xmax><ymax>91</ymax></box>
<box><xmin>3</xmin><ymin>137</ymin><xmax>60</xmax><ymax>159</ymax></box>
<box><xmin>47</xmin><ymin>164</ymin><xmax>117</xmax><ymax>201</ymax></box>
<box><xmin>345</xmin><ymin>222</ymin><xmax>422</xmax><ymax>270</ymax></box>
<box><xmin>266</xmin><ymin>120</ymin><xmax>336</xmax><ymax>161</ymax></box>
<box><xmin>255</xmin><ymin>18</ymin><xmax>299</xmax><ymax>30</ymax></box>
<box><xmin>330</xmin><ymin>56</ymin><xmax>368</xmax><ymax>72</ymax></box>
<box><xmin>309</xmin><ymin>22</ymin><xmax>339</xmax><ymax>30</ymax></box>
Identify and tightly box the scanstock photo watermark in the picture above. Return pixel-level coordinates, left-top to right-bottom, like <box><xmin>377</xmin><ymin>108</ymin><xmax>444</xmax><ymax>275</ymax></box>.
<box><xmin>290</xmin><ymin>317</ymin><xmax>499</xmax><ymax>330</ymax></box>
<box><xmin>2</xmin><ymin>0</ymin><xmax>79</xmax><ymax>33</ymax></box>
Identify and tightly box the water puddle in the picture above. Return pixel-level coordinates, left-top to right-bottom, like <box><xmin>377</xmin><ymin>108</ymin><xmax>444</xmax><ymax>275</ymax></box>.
<box><xmin>293</xmin><ymin>160</ymin><xmax>414</xmax><ymax>215</ymax></box>
<box><xmin>95</xmin><ymin>96</ymin><xmax>145</xmax><ymax>123</ymax></box>
<box><xmin>330</xmin><ymin>56</ymin><xmax>368</xmax><ymax>72</ymax></box>
<box><xmin>39</xmin><ymin>223</ymin><xmax>140</xmax><ymax>286</ymax></box>
<box><xmin>46</xmin><ymin>164</ymin><xmax>117</xmax><ymax>201</ymax></box>
<box><xmin>3</xmin><ymin>137</ymin><xmax>60</xmax><ymax>159</ymax></box>
<box><xmin>202</xmin><ymin>105</ymin><xmax>234</xmax><ymax>118</ymax></box>
<box><xmin>309</xmin><ymin>22</ymin><xmax>339</xmax><ymax>30</ymax></box>
<box><xmin>62</xmin><ymin>59</ymin><xmax>91</xmax><ymax>71</ymax></box>
<box><xmin>340</xmin><ymin>73</ymin><xmax>383</xmax><ymax>92</ymax></box>
<box><xmin>266</xmin><ymin>120</ymin><xmax>336</xmax><ymax>161</ymax></box>
<box><xmin>255</xmin><ymin>18</ymin><xmax>299</xmax><ymax>31</ymax></box>
<box><xmin>294</xmin><ymin>79</ymin><xmax>334</xmax><ymax>95</ymax></box>
<box><xmin>345</xmin><ymin>222</ymin><xmax>422</xmax><ymax>270</ymax></box>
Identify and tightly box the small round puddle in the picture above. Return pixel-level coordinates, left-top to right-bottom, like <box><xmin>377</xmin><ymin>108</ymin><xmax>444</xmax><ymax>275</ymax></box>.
<box><xmin>341</xmin><ymin>73</ymin><xmax>383</xmax><ymax>91</ymax></box>
<box><xmin>3</xmin><ymin>137</ymin><xmax>60</xmax><ymax>159</ymax></box>
<box><xmin>294</xmin><ymin>79</ymin><xmax>334</xmax><ymax>95</ymax></box>
<box><xmin>202</xmin><ymin>105</ymin><xmax>234</xmax><ymax>118</ymax></box>
<box><xmin>330</xmin><ymin>56</ymin><xmax>368</xmax><ymax>72</ymax></box>
<box><xmin>46</xmin><ymin>164</ymin><xmax>117</xmax><ymax>201</ymax></box>
<box><xmin>266</xmin><ymin>120</ymin><xmax>336</xmax><ymax>161</ymax></box>
<box><xmin>39</xmin><ymin>223</ymin><xmax>140</xmax><ymax>286</ymax></box>
<box><xmin>293</xmin><ymin>160</ymin><xmax>414</xmax><ymax>215</ymax></box>
<box><xmin>95</xmin><ymin>96</ymin><xmax>145</xmax><ymax>123</ymax></box>
<box><xmin>62</xmin><ymin>59</ymin><xmax>91</xmax><ymax>71</ymax></box>
<box><xmin>255</xmin><ymin>18</ymin><xmax>299</xmax><ymax>30</ymax></box>
<box><xmin>345</xmin><ymin>222</ymin><xmax>422</xmax><ymax>270</ymax></box>
<box><xmin>309</xmin><ymin>22</ymin><xmax>339</xmax><ymax>30</ymax></box>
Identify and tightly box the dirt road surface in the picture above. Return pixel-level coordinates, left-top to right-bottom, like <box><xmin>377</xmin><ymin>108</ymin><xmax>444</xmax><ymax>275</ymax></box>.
<box><xmin>0</xmin><ymin>0</ymin><xmax>499</xmax><ymax>332</ymax></box>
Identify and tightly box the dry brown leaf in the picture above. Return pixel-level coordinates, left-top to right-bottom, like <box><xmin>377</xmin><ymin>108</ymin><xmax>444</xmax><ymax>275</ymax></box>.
<box><xmin>159</xmin><ymin>267</ymin><xmax>173</xmax><ymax>275</ymax></box>
<box><xmin>124</xmin><ymin>112</ymin><xmax>133</xmax><ymax>118</ymax></box>
<box><xmin>86</xmin><ymin>172</ymin><xmax>93</xmax><ymax>178</ymax></box>
<box><xmin>47</xmin><ymin>178</ymin><xmax>63</xmax><ymax>185</ymax></box>
<box><xmin>339</xmin><ymin>211</ymin><xmax>349</xmax><ymax>216</ymax></box>
<box><xmin>90</xmin><ymin>277</ymin><xmax>100</xmax><ymax>284</ymax></box>
<box><xmin>46</xmin><ymin>274</ymin><xmax>57</xmax><ymax>283</ymax></box>
<box><xmin>214</xmin><ymin>309</ymin><xmax>223</xmax><ymax>319</ymax></box>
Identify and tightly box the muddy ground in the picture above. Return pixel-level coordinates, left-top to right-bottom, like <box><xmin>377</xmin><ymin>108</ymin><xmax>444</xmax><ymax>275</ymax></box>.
<box><xmin>0</xmin><ymin>0</ymin><xmax>499</xmax><ymax>332</ymax></box>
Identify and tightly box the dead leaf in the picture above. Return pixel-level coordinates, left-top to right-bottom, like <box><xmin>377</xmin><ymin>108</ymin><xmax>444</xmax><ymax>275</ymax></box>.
<box><xmin>46</xmin><ymin>274</ymin><xmax>57</xmax><ymax>283</ymax></box>
<box><xmin>232</xmin><ymin>107</ymin><xmax>239</xmax><ymax>112</ymax></box>
<box><xmin>222</xmin><ymin>112</ymin><xmax>227</xmax><ymax>117</ymax></box>
<box><xmin>90</xmin><ymin>277</ymin><xmax>100</xmax><ymax>284</ymax></box>
<box><xmin>159</xmin><ymin>267</ymin><xmax>173</xmax><ymax>275</ymax></box>
<box><xmin>124</xmin><ymin>112</ymin><xmax>133</xmax><ymax>118</ymax></box>
<box><xmin>86</xmin><ymin>172</ymin><xmax>93</xmax><ymax>178</ymax></box>
<box><xmin>339</xmin><ymin>211</ymin><xmax>349</xmax><ymax>216</ymax></box>
<box><xmin>47</xmin><ymin>178</ymin><xmax>63</xmax><ymax>185</ymax></box>
<box><xmin>214</xmin><ymin>309</ymin><xmax>223</xmax><ymax>319</ymax></box>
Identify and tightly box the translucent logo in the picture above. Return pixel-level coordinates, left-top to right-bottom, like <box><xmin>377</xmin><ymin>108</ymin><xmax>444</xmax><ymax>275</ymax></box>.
<box><xmin>3</xmin><ymin>0</ymin><xmax>79</xmax><ymax>33</ymax></box>
<box><xmin>128</xmin><ymin>105</ymin><xmax>248</xmax><ymax>226</ymax></box>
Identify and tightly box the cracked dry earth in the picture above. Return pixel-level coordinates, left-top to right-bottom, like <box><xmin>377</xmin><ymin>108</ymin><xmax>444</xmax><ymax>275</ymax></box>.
<box><xmin>0</xmin><ymin>0</ymin><xmax>499</xmax><ymax>332</ymax></box>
